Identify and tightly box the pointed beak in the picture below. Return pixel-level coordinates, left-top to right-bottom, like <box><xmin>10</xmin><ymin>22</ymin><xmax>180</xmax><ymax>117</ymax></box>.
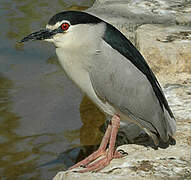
<box><xmin>20</xmin><ymin>29</ymin><xmax>58</xmax><ymax>43</ymax></box>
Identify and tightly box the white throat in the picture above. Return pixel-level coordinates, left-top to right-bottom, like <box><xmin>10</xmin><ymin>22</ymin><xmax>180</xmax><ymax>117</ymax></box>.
<box><xmin>54</xmin><ymin>22</ymin><xmax>115</xmax><ymax>116</ymax></box>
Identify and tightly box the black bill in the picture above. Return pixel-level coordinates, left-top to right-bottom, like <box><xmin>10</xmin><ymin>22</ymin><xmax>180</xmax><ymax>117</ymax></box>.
<box><xmin>20</xmin><ymin>29</ymin><xmax>58</xmax><ymax>43</ymax></box>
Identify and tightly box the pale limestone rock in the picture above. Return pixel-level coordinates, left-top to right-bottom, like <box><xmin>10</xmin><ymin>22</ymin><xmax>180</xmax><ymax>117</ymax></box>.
<box><xmin>87</xmin><ymin>0</ymin><xmax>191</xmax><ymax>43</ymax></box>
<box><xmin>136</xmin><ymin>24</ymin><xmax>191</xmax><ymax>75</ymax></box>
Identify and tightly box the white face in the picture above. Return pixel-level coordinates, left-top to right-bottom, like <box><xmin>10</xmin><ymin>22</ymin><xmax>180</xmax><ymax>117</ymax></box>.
<box><xmin>45</xmin><ymin>20</ymin><xmax>106</xmax><ymax>51</ymax></box>
<box><xmin>45</xmin><ymin>20</ymin><xmax>71</xmax><ymax>44</ymax></box>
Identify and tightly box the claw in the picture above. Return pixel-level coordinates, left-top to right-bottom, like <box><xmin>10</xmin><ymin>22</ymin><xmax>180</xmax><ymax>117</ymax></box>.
<box><xmin>117</xmin><ymin>149</ymin><xmax>128</xmax><ymax>156</ymax></box>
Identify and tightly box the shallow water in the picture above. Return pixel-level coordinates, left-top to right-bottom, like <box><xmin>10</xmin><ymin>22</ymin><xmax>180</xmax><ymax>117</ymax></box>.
<box><xmin>0</xmin><ymin>1</ymin><xmax>106</xmax><ymax>179</ymax></box>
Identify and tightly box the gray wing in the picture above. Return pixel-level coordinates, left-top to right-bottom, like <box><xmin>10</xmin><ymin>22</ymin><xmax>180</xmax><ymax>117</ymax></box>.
<box><xmin>89</xmin><ymin>40</ymin><xmax>175</xmax><ymax>143</ymax></box>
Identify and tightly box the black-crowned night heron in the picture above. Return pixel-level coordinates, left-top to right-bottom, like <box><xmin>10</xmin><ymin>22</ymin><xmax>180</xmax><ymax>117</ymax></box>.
<box><xmin>21</xmin><ymin>11</ymin><xmax>176</xmax><ymax>172</ymax></box>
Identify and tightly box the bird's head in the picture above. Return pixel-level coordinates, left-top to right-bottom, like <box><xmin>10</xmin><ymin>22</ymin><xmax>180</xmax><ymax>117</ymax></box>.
<box><xmin>21</xmin><ymin>11</ymin><xmax>106</xmax><ymax>49</ymax></box>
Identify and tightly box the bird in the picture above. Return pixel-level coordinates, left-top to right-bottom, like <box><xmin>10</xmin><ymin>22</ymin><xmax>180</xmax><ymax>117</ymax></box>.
<box><xmin>21</xmin><ymin>11</ymin><xmax>176</xmax><ymax>172</ymax></box>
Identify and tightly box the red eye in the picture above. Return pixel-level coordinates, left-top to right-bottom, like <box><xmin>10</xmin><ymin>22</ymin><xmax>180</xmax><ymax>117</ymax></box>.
<box><xmin>61</xmin><ymin>23</ymin><xmax>70</xmax><ymax>31</ymax></box>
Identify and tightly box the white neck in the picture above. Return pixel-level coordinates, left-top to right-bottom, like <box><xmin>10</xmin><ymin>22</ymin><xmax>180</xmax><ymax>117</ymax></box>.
<box><xmin>55</xmin><ymin>22</ymin><xmax>106</xmax><ymax>84</ymax></box>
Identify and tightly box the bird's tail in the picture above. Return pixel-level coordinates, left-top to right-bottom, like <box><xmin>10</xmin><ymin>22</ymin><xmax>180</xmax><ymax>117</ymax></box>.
<box><xmin>164</xmin><ymin>107</ymin><xmax>176</xmax><ymax>137</ymax></box>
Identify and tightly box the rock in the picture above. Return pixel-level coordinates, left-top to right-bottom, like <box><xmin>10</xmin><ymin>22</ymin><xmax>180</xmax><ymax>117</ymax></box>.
<box><xmin>136</xmin><ymin>24</ymin><xmax>191</xmax><ymax>75</ymax></box>
<box><xmin>135</xmin><ymin>24</ymin><xmax>191</xmax><ymax>120</ymax></box>
<box><xmin>53</xmin><ymin>0</ymin><xmax>191</xmax><ymax>179</ymax></box>
<box><xmin>162</xmin><ymin>76</ymin><xmax>191</xmax><ymax>120</ymax></box>
<box><xmin>87</xmin><ymin>0</ymin><xmax>191</xmax><ymax>43</ymax></box>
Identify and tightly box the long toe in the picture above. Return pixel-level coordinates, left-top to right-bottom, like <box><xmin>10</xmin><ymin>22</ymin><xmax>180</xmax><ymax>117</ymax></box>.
<box><xmin>69</xmin><ymin>149</ymin><xmax>105</xmax><ymax>170</ymax></box>
<box><xmin>78</xmin><ymin>156</ymin><xmax>111</xmax><ymax>173</ymax></box>
<box><xmin>86</xmin><ymin>148</ymin><xmax>127</xmax><ymax>169</ymax></box>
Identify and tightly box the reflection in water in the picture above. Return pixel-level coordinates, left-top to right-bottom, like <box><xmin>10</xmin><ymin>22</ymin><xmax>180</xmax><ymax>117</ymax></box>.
<box><xmin>0</xmin><ymin>71</ymin><xmax>97</xmax><ymax>178</ymax></box>
<box><xmin>79</xmin><ymin>96</ymin><xmax>106</xmax><ymax>146</ymax></box>
<box><xmin>38</xmin><ymin>96</ymin><xmax>105</xmax><ymax>170</ymax></box>
<box><xmin>0</xmin><ymin>74</ymin><xmax>36</xmax><ymax>178</ymax></box>
<box><xmin>39</xmin><ymin>145</ymin><xmax>99</xmax><ymax>169</ymax></box>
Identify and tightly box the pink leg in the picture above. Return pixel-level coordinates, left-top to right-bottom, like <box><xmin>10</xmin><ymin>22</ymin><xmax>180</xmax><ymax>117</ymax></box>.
<box><xmin>69</xmin><ymin>121</ymin><xmax>112</xmax><ymax>170</ymax></box>
<box><xmin>77</xmin><ymin>114</ymin><xmax>121</xmax><ymax>172</ymax></box>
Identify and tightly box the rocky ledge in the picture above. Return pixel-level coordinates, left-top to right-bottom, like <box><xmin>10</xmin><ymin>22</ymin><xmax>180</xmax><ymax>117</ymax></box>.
<box><xmin>53</xmin><ymin>0</ymin><xmax>191</xmax><ymax>179</ymax></box>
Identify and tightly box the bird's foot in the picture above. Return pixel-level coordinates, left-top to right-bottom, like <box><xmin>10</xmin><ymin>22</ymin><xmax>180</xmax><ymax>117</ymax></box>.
<box><xmin>69</xmin><ymin>149</ymin><xmax>105</xmax><ymax>170</ymax></box>
<box><xmin>76</xmin><ymin>149</ymin><xmax>128</xmax><ymax>172</ymax></box>
<box><xmin>77</xmin><ymin>155</ymin><xmax>111</xmax><ymax>172</ymax></box>
<box><xmin>69</xmin><ymin>149</ymin><xmax>127</xmax><ymax>172</ymax></box>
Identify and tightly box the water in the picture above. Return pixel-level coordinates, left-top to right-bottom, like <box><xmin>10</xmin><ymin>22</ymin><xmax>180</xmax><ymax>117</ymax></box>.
<box><xmin>0</xmin><ymin>1</ymin><xmax>106</xmax><ymax>179</ymax></box>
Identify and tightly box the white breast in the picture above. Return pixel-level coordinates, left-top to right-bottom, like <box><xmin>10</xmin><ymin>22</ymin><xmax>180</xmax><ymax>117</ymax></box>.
<box><xmin>56</xmin><ymin>45</ymin><xmax>116</xmax><ymax>116</ymax></box>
